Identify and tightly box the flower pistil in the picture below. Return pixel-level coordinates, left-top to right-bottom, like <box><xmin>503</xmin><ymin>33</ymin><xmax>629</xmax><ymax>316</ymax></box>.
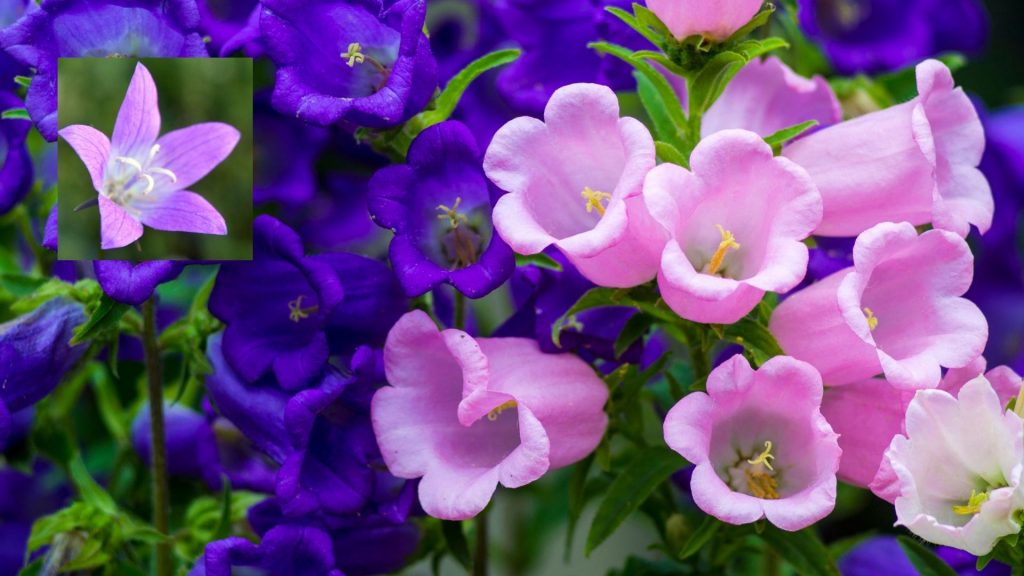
<box><xmin>581</xmin><ymin>186</ymin><xmax>612</xmax><ymax>217</ymax></box>
<box><xmin>287</xmin><ymin>295</ymin><xmax>319</xmax><ymax>323</ymax></box>
<box><xmin>705</xmin><ymin>224</ymin><xmax>741</xmax><ymax>276</ymax></box>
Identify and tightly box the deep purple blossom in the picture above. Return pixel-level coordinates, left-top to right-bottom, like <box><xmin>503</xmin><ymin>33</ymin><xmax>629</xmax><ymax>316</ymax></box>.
<box><xmin>94</xmin><ymin>260</ymin><xmax>185</xmax><ymax>306</ymax></box>
<box><xmin>253</xmin><ymin>92</ymin><xmax>328</xmax><ymax>206</ymax></box>
<box><xmin>0</xmin><ymin>462</ymin><xmax>69</xmax><ymax>575</ymax></box>
<box><xmin>260</xmin><ymin>0</ymin><xmax>437</xmax><ymax>128</ymax></box>
<box><xmin>0</xmin><ymin>91</ymin><xmax>33</xmax><ymax>216</ymax></box>
<box><xmin>189</xmin><ymin>525</ymin><xmax>344</xmax><ymax>576</ymax></box>
<box><xmin>209</xmin><ymin>215</ymin><xmax>344</xmax><ymax>391</ymax></box>
<box><xmin>0</xmin><ymin>299</ymin><xmax>87</xmax><ymax>449</ymax></box>
<box><xmin>59</xmin><ymin>62</ymin><xmax>237</xmax><ymax>250</ymax></box>
<box><xmin>132</xmin><ymin>402</ymin><xmax>222</xmax><ymax>488</ymax></box>
<box><xmin>839</xmin><ymin>535</ymin><xmax>1009</xmax><ymax>576</ymax></box>
<box><xmin>797</xmin><ymin>0</ymin><xmax>987</xmax><ymax>74</ymax></box>
<box><xmin>368</xmin><ymin>120</ymin><xmax>515</xmax><ymax>298</ymax></box>
<box><xmin>197</xmin><ymin>0</ymin><xmax>258</xmax><ymax>55</ymax></box>
<box><xmin>0</xmin><ymin>0</ymin><xmax>208</xmax><ymax>141</ymax></box>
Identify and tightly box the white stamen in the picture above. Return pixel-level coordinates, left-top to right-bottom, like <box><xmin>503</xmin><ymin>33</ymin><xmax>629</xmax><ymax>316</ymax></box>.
<box><xmin>115</xmin><ymin>156</ymin><xmax>143</xmax><ymax>173</ymax></box>
<box><xmin>141</xmin><ymin>173</ymin><xmax>155</xmax><ymax>195</ymax></box>
<box><xmin>149</xmin><ymin>167</ymin><xmax>178</xmax><ymax>183</ymax></box>
<box><xmin>147</xmin><ymin>143</ymin><xmax>161</xmax><ymax>163</ymax></box>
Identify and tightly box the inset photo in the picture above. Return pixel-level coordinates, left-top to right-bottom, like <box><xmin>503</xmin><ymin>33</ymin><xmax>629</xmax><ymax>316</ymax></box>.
<box><xmin>57</xmin><ymin>57</ymin><xmax>253</xmax><ymax>261</ymax></box>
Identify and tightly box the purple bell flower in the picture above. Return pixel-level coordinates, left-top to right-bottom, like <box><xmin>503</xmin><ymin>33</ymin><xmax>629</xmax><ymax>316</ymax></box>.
<box><xmin>0</xmin><ymin>0</ymin><xmax>208</xmax><ymax>141</ymax></box>
<box><xmin>839</xmin><ymin>535</ymin><xmax>1009</xmax><ymax>576</ymax></box>
<box><xmin>368</xmin><ymin>120</ymin><xmax>515</xmax><ymax>298</ymax></box>
<box><xmin>0</xmin><ymin>299</ymin><xmax>87</xmax><ymax>449</ymax></box>
<box><xmin>0</xmin><ymin>90</ymin><xmax>33</xmax><ymax>216</ymax></box>
<box><xmin>131</xmin><ymin>402</ymin><xmax>223</xmax><ymax>488</ymax></box>
<box><xmin>94</xmin><ymin>260</ymin><xmax>186</xmax><ymax>306</ymax></box>
<box><xmin>260</xmin><ymin>0</ymin><xmax>438</xmax><ymax>128</ymax></box>
<box><xmin>209</xmin><ymin>215</ymin><xmax>344</xmax><ymax>391</ymax></box>
<box><xmin>0</xmin><ymin>462</ymin><xmax>70</xmax><ymax>574</ymax></box>
<box><xmin>188</xmin><ymin>526</ymin><xmax>344</xmax><ymax>576</ymax></box>
<box><xmin>797</xmin><ymin>0</ymin><xmax>988</xmax><ymax>74</ymax></box>
<box><xmin>253</xmin><ymin>92</ymin><xmax>328</xmax><ymax>207</ymax></box>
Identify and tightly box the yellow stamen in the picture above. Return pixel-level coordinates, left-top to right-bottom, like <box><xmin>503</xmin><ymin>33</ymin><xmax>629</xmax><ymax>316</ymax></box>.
<box><xmin>341</xmin><ymin>42</ymin><xmax>366</xmax><ymax>67</ymax></box>
<box><xmin>745</xmin><ymin>469</ymin><xmax>780</xmax><ymax>500</ymax></box>
<box><xmin>747</xmin><ymin>440</ymin><xmax>775</xmax><ymax>471</ymax></box>
<box><xmin>487</xmin><ymin>400</ymin><xmax>517</xmax><ymax>421</ymax></box>
<box><xmin>953</xmin><ymin>489</ymin><xmax>989</xmax><ymax>516</ymax></box>
<box><xmin>288</xmin><ymin>295</ymin><xmax>319</xmax><ymax>323</ymax></box>
<box><xmin>864</xmin><ymin>307</ymin><xmax>880</xmax><ymax>330</ymax></box>
<box><xmin>706</xmin><ymin>224</ymin><xmax>741</xmax><ymax>276</ymax></box>
<box><xmin>437</xmin><ymin>197</ymin><xmax>469</xmax><ymax>229</ymax></box>
<box><xmin>581</xmin><ymin>187</ymin><xmax>612</xmax><ymax>217</ymax></box>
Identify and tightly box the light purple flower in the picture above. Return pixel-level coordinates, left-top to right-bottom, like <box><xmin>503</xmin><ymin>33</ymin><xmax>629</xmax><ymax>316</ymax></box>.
<box><xmin>58</xmin><ymin>62</ymin><xmax>238</xmax><ymax>250</ymax></box>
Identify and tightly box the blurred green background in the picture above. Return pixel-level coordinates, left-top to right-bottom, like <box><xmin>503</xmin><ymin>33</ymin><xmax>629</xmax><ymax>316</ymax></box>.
<box><xmin>57</xmin><ymin>57</ymin><xmax>253</xmax><ymax>261</ymax></box>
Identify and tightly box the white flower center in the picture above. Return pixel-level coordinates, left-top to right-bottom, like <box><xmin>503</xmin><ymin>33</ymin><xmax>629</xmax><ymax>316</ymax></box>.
<box><xmin>103</xmin><ymin>144</ymin><xmax>177</xmax><ymax>206</ymax></box>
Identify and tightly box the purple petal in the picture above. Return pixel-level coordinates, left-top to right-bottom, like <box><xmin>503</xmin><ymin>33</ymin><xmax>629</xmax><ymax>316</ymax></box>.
<box><xmin>57</xmin><ymin>124</ymin><xmax>110</xmax><ymax>192</ymax></box>
<box><xmin>94</xmin><ymin>261</ymin><xmax>185</xmax><ymax>305</ymax></box>
<box><xmin>42</xmin><ymin>203</ymin><xmax>58</xmax><ymax>251</ymax></box>
<box><xmin>153</xmin><ymin>122</ymin><xmax>241</xmax><ymax>190</ymax></box>
<box><xmin>133</xmin><ymin>190</ymin><xmax>228</xmax><ymax>235</ymax></box>
<box><xmin>112</xmin><ymin>62</ymin><xmax>161</xmax><ymax>157</ymax></box>
<box><xmin>99</xmin><ymin>195</ymin><xmax>144</xmax><ymax>250</ymax></box>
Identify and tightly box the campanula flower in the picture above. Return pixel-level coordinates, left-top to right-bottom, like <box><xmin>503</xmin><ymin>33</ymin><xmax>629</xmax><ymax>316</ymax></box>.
<box><xmin>0</xmin><ymin>91</ymin><xmax>33</xmax><ymax>215</ymax></box>
<box><xmin>664</xmin><ymin>355</ymin><xmax>841</xmax><ymax>531</ymax></box>
<box><xmin>94</xmin><ymin>261</ymin><xmax>185</xmax><ymax>306</ymax></box>
<box><xmin>372</xmin><ymin>310</ymin><xmax>608</xmax><ymax>520</ymax></box>
<box><xmin>59</xmin><ymin>62</ymin><xmax>237</xmax><ymax>250</ymax></box>
<box><xmin>0</xmin><ymin>299</ymin><xmax>87</xmax><ymax>449</ymax></box>
<box><xmin>876</xmin><ymin>375</ymin><xmax>1024</xmax><ymax>556</ymax></box>
<box><xmin>368</xmin><ymin>120</ymin><xmax>515</xmax><ymax>298</ymax></box>
<box><xmin>189</xmin><ymin>526</ymin><xmax>344</xmax><ymax>576</ymax></box>
<box><xmin>484</xmin><ymin>83</ymin><xmax>666</xmax><ymax>287</ymax></box>
<box><xmin>784</xmin><ymin>60</ymin><xmax>992</xmax><ymax>238</ymax></box>
<box><xmin>647</xmin><ymin>0</ymin><xmax>764</xmax><ymax>41</ymax></box>
<box><xmin>131</xmin><ymin>402</ymin><xmax>223</xmax><ymax>489</ymax></box>
<box><xmin>260</xmin><ymin>0</ymin><xmax>437</xmax><ymax>128</ymax></box>
<box><xmin>643</xmin><ymin>129</ymin><xmax>822</xmax><ymax>324</ymax></box>
<box><xmin>253</xmin><ymin>92</ymin><xmax>328</xmax><ymax>206</ymax></box>
<box><xmin>0</xmin><ymin>0</ymin><xmax>208</xmax><ymax>141</ymax></box>
<box><xmin>796</xmin><ymin>0</ymin><xmax>987</xmax><ymax>75</ymax></box>
<box><xmin>771</xmin><ymin>222</ymin><xmax>988</xmax><ymax>389</ymax></box>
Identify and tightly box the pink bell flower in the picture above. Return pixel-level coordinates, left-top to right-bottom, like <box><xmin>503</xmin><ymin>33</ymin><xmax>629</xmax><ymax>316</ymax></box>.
<box><xmin>371</xmin><ymin>310</ymin><xmax>608</xmax><ymax>520</ymax></box>
<box><xmin>877</xmin><ymin>375</ymin><xmax>1024</xmax><ymax>556</ymax></box>
<box><xmin>784</xmin><ymin>59</ymin><xmax>992</xmax><ymax>237</ymax></box>
<box><xmin>664</xmin><ymin>354</ymin><xmax>841</xmax><ymax>531</ymax></box>
<box><xmin>484</xmin><ymin>83</ymin><xmax>666</xmax><ymax>287</ymax></box>
<box><xmin>643</xmin><ymin>129</ymin><xmax>821</xmax><ymax>324</ymax></box>
<box><xmin>770</xmin><ymin>221</ymin><xmax>988</xmax><ymax>389</ymax></box>
<box><xmin>647</xmin><ymin>0</ymin><xmax>765</xmax><ymax>41</ymax></box>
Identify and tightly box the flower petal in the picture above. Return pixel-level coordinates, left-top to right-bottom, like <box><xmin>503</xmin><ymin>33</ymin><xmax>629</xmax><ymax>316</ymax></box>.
<box><xmin>132</xmin><ymin>190</ymin><xmax>228</xmax><ymax>235</ymax></box>
<box><xmin>98</xmin><ymin>195</ymin><xmax>143</xmax><ymax>250</ymax></box>
<box><xmin>153</xmin><ymin>122</ymin><xmax>241</xmax><ymax>190</ymax></box>
<box><xmin>112</xmin><ymin>62</ymin><xmax>161</xmax><ymax>157</ymax></box>
<box><xmin>57</xmin><ymin>124</ymin><xmax>110</xmax><ymax>192</ymax></box>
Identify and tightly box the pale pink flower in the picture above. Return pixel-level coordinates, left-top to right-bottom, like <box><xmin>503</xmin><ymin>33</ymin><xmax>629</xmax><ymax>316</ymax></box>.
<box><xmin>643</xmin><ymin>129</ymin><xmax>821</xmax><ymax>324</ymax></box>
<box><xmin>484</xmin><ymin>83</ymin><xmax>666</xmax><ymax>287</ymax></box>
<box><xmin>664</xmin><ymin>354</ymin><xmax>841</xmax><ymax>531</ymax></box>
<box><xmin>647</xmin><ymin>0</ymin><xmax>764</xmax><ymax>41</ymax></box>
<box><xmin>784</xmin><ymin>59</ymin><xmax>992</xmax><ymax>237</ymax></box>
<box><xmin>878</xmin><ymin>375</ymin><xmax>1024</xmax><ymax>556</ymax></box>
<box><xmin>371</xmin><ymin>310</ymin><xmax>608</xmax><ymax>520</ymax></box>
<box><xmin>770</xmin><ymin>222</ymin><xmax>988</xmax><ymax>389</ymax></box>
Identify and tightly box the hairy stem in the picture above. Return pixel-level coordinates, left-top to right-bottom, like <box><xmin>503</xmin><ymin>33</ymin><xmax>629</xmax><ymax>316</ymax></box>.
<box><xmin>143</xmin><ymin>299</ymin><xmax>172</xmax><ymax>576</ymax></box>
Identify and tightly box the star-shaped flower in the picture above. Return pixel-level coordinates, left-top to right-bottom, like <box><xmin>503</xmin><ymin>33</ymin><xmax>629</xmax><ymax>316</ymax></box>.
<box><xmin>59</xmin><ymin>62</ymin><xmax>239</xmax><ymax>250</ymax></box>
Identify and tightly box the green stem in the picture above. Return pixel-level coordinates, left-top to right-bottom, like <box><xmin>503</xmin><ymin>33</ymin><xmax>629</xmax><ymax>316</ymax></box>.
<box><xmin>143</xmin><ymin>299</ymin><xmax>172</xmax><ymax>576</ymax></box>
<box><xmin>472</xmin><ymin>506</ymin><xmax>489</xmax><ymax>576</ymax></box>
<box><xmin>454</xmin><ymin>290</ymin><xmax>467</xmax><ymax>331</ymax></box>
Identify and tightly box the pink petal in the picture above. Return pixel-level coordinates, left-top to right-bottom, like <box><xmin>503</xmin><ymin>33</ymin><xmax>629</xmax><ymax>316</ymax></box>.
<box><xmin>153</xmin><ymin>122</ymin><xmax>241</xmax><ymax>191</ymax></box>
<box><xmin>112</xmin><ymin>62</ymin><xmax>161</xmax><ymax>157</ymax></box>
<box><xmin>647</xmin><ymin>0</ymin><xmax>764</xmax><ymax>40</ymax></box>
<box><xmin>98</xmin><ymin>195</ymin><xmax>143</xmax><ymax>250</ymax></box>
<box><xmin>57</xmin><ymin>124</ymin><xmax>110</xmax><ymax>191</ymax></box>
<box><xmin>131</xmin><ymin>190</ymin><xmax>228</xmax><ymax>235</ymax></box>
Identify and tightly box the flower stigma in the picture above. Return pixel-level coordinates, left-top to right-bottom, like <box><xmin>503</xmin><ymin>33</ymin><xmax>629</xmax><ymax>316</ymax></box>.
<box><xmin>863</xmin><ymin>307</ymin><xmax>879</xmax><ymax>331</ymax></box>
<box><xmin>288</xmin><ymin>295</ymin><xmax>319</xmax><ymax>323</ymax></box>
<box><xmin>706</xmin><ymin>224</ymin><xmax>740</xmax><ymax>276</ymax></box>
<box><xmin>581</xmin><ymin>186</ymin><xmax>612</xmax><ymax>217</ymax></box>
<box><xmin>952</xmin><ymin>489</ymin><xmax>990</xmax><ymax>516</ymax></box>
<box><xmin>487</xmin><ymin>400</ymin><xmax>517</xmax><ymax>421</ymax></box>
<box><xmin>727</xmin><ymin>440</ymin><xmax>780</xmax><ymax>500</ymax></box>
<box><xmin>341</xmin><ymin>42</ymin><xmax>388</xmax><ymax>75</ymax></box>
<box><xmin>437</xmin><ymin>197</ymin><xmax>482</xmax><ymax>269</ymax></box>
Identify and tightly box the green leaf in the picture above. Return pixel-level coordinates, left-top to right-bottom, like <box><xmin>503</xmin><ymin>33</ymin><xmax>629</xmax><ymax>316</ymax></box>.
<box><xmin>654</xmin><ymin>141</ymin><xmax>689</xmax><ymax>167</ymax></box>
<box><xmin>604</xmin><ymin>6</ymin><xmax>662</xmax><ymax>48</ymax></box>
<box><xmin>896</xmin><ymin>536</ymin><xmax>959</xmax><ymax>576</ymax></box>
<box><xmin>632</xmin><ymin>3</ymin><xmax>674</xmax><ymax>42</ymax></box>
<box><xmin>761</xmin><ymin>526</ymin><xmax>840</xmax><ymax>576</ymax></box>
<box><xmin>2</xmin><ymin>107</ymin><xmax>29</xmax><ymax>120</ymax></box>
<box><xmin>70</xmin><ymin>295</ymin><xmax>130</xmax><ymax>345</ymax></box>
<box><xmin>14</xmin><ymin>75</ymin><xmax>31</xmax><ymax>88</ymax></box>
<box><xmin>614</xmin><ymin>313</ymin><xmax>652</xmax><ymax>359</ymax></box>
<box><xmin>724</xmin><ymin>4</ymin><xmax>776</xmax><ymax>44</ymax></box>
<box><xmin>688</xmin><ymin>51</ymin><xmax>747</xmax><ymax>118</ymax></box>
<box><xmin>723</xmin><ymin>317</ymin><xmax>784</xmax><ymax>366</ymax></box>
<box><xmin>69</xmin><ymin>456</ymin><xmax>118</xmax><ymax>515</ymax></box>
<box><xmin>732</xmin><ymin>37</ymin><xmax>790</xmax><ymax>60</ymax></box>
<box><xmin>213</xmin><ymin>479</ymin><xmax>234</xmax><ymax>540</ymax></box>
<box><xmin>515</xmin><ymin>253</ymin><xmax>563</xmax><ymax>271</ymax></box>
<box><xmin>635</xmin><ymin>71</ymin><xmax>687</xmax><ymax>153</ymax></box>
<box><xmin>678</xmin><ymin>515</ymin><xmax>721</xmax><ymax>559</ymax></box>
<box><xmin>564</xmin><ymin>455</ymin><xmax>594</xmax><ymax>560</ymax></box>
<box><xmin>441</xmin><ymin>520</ymin><xmax>472</xmax><ymax>570</ymax></box>
<box><xmin>585</xmin><ymin>446</ymin><xmax>685</xmax><ymax>555</ymax></box>
<box><xmin>89</xmin><ymin>364</ymin><xmax>128</xmax><ymax>443</ymax></box>
<box><xmin>764</xmin><ymin>120</ymin><xmax>819</xmax><ymax>152</ymax></box>
<box><xmin>0</xmin><ymin>273</ymin><xmax>47</xmax><ymax>298</ymax></box>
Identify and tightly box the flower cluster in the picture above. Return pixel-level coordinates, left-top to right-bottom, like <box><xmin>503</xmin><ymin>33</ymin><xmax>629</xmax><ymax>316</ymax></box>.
<box><xmin>4</xmin><ymin>0</ymin><xmax>1024</xmax><ymax>574</ymax></box>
